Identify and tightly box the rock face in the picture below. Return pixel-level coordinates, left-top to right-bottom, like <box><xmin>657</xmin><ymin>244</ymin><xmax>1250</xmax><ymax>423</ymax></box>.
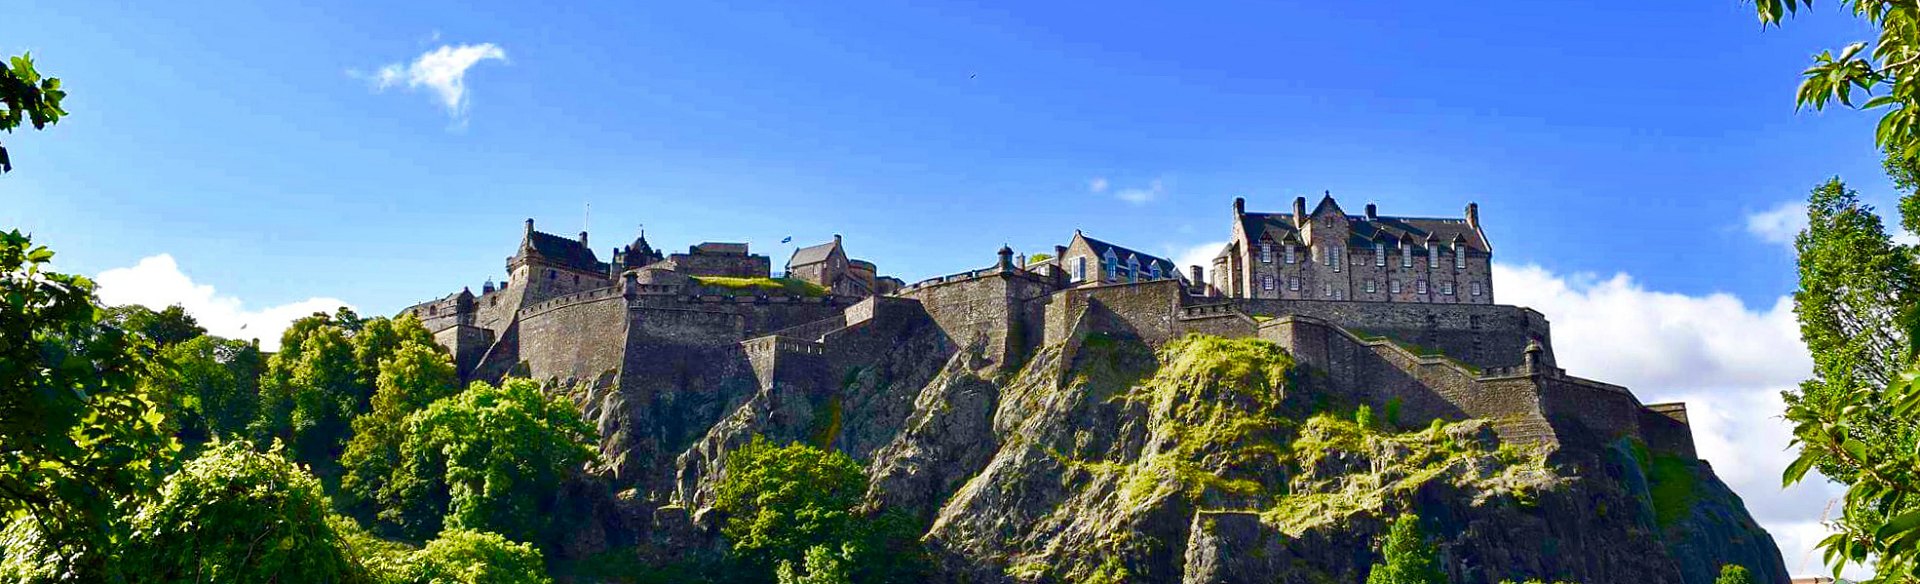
<box><xmin>562</xmin><ymin>332</ymin><xmax>1788</xmax><ymax>584</ymax></box>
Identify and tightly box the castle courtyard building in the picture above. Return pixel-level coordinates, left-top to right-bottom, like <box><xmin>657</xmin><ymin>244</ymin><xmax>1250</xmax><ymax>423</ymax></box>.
<box><xmin>1211</xmin><ymin>194</ymin><xmax>1493</xmax><ymax>304</ymax></box>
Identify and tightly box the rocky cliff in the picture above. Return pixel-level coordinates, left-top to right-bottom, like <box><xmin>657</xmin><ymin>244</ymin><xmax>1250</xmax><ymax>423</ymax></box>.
<box><xmin>562</xmin><ymin>328</ymin><xmax>1787</xmax><ymax>583</ymax></box>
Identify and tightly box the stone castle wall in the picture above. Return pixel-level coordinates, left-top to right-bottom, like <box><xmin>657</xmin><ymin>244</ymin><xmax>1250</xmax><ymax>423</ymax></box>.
<box><xmin>1230</xmin><ymin>298</ymin><xmax>1551</xmax><ymax>370</ymax></box>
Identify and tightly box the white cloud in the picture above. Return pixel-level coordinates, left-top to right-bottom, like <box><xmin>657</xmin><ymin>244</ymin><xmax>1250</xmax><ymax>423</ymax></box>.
<box><xmin>1088</xmin><ymin>177</ymin><xmax>1109</xmax><ymax>194</ymax></box>
<box><xmin>1171</xmin><ymin>240</ymin><xmax>1227</xmax><ymax>284</ymax></box>
<box><xmin>1745</xmin><ymin>201</ymin><xmax>1807</xmax><ymax>248</ymax></box>
<box><xmin>95</xmin><ymin>255</ymin><xmax>352</xmax><ymax>351</ymax></box>
<box><xmin>1089</xmin><ymin>177</ymin><xmax>1165</xmax><ymax>205</ymax></box>
<box><xmin>1493</xmin><ymin>263</ymin><xmax>1868</xmax><ymax>579</ymax></box>
<box><xmin>363</xmin><ymin>42</ymin><xmax>508</xmax><ymax>120</ymax></box>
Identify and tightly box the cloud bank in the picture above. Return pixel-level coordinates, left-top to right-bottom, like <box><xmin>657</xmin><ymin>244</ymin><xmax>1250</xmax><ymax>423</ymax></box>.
<box><xmin>1745</xmin><ymin>202</ymin><xmax>1808</xmax><ymax>249</ymax></box>
<box><xmin>363</xmin><ymin>42</ymin><xmax>508</xmax><ymax>120</ymax></box>
<box><xmin>94</xmin><ymin>255</ymin><xmax>352</xmax><ymax>351</ymax></box>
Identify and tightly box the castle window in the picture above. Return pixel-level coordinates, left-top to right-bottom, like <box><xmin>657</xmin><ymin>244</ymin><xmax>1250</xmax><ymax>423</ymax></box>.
<box><xmin>1400</xmin><ymin>242</ymin><xmax>1411</xmax><ymax>268</ymax></box>
<box><xmin>1075</xmin><ymin>257</ymin><xmax>1087</xmax><ymax>282</ymax></box>
<box><xmin>1441</xmin><ymin>281</ymin><xmax>1454</xmax><ymax>295</ymax></box>
<box><xmin>1471</xmin><ymin>281</ymin><xmax>1483</xmax><ymax>296</ymax></box>
<box><xmin>573</xmin><ymin>275</ymin><xmax>580</xmax><ymax>285</ymax></box>
<box><xmin>1330</xmin><ymin>247</ymin><xmax>1342</xmax><ymax>272</ymax></box>
<box><xmin>1374</xmin><ymin>243</ymin><xmax>1386</xmax><ymax>266</ymax></box>
<box><xmin>1390</xmin><ymin>280</ymin><xmax>1402</xmax><ymax>294</ymax></box>
<box><xmin>1260</xmin><ymin>242</ymin><xmax>1272</xmax><ymax>263</ymax></box>
<box><xmin>1364</xmin><ymin>279</ymin><xmax>1376</xmax><ymax>293</ymax></box>
<box><xmin>1428</xmin><ymin>246</ymin><xmax>1438</xmax><ymax>268</ymax></box>
<box><xmin>1284</xmin><ymin>244</ymin><xmax>1296</xmax><ymax>264</ymax></box>
<box><xmin>1262</xmin><ymin>275</ymin><xmax>1274</xmax><ymax>291</ymax></box>
<box><xmin>1417</xmin><ymin>280</ymin><xmax>1428</xmax><ymax>294</ymax></box>
<box><xmin>1288</xmin><ymin>276</ymin><xmax>1300</xmax><ymax>291</ymax></box>
<box><xmin>1455</xmin><ymin>245</ymin><xmax>1466</xmax><ymax>270</ymax></box>
<box><xmin>1323</xmin><ymin>283</ymin><xmax>1332</xmax><ymax>297</ymax></box>
<box><xmin>548</xmin><ymin>269</ymin><xmax>557</xmax><ymax>280</ymax></box>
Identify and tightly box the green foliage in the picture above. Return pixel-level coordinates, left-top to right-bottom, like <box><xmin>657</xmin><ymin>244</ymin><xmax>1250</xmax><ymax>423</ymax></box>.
<box><xmin>1751</xmin><ymin>1</ymin><xmax>1920</xmax><ymax>163</ymax></box>
<box><xmin>1774</xmin><ymin>179</ymin><xmax>1920</xmax><ymax>580</ymax></box>
<box><xmin>715</xmin><ymin>435</ymin><xmax>867</xmax><ymax>573</ymax></box>
<box><xmin>341</xmin><ymin>340</ymin><xmax>461</xmax><ymax>530</ymax></box>
<box><xmin>144</xmin><ymin>335</ymin><xmax>263</xmax><ymax>447</ymax></box>
<box><xmin>120</xmin><ymin>441</ymin><xmax>367</xmax><ymax>583</ymax></box>
<box><xmin>1646</xmin><ymin>453</ymin><xmax>1699</xmax><ymax>528</ymax></box>
<box><xmin>252</xmin><ymin>313</ymin><xmax>437</xmax><ymax>478</ymax></box>
<box><xmin>406</xmin><ymin>528</ymin><xmax>552</xmax><ymax>584</ymax></box>
<box><xmin>1716</xmin><ymin>564</ymin><xmax>1755</xmax><ymax>584</ymax></box>
<box><xmin>0</xmin><ymin>53</ymin><xmax>68</xmax><ymax>172</ymax></box>
<box><xmin>1026</xmin><ymin>252</ymin><xmax>1053</xmax><ymax>264</ymax></box>
<box><xmin>104</xmin><ymin>304</ymin><xmax>206</xmax><ymax>348</ymax></box>
<box><xmin>776</xmin><ymin>543</ymin><xmax>854</xmax><ymax>584</ymax></box>
<box><xmin>691</xmin><ymin>276</ymin><xmax>829</xmax><ymax>297</ymax></box>
<box><xmin>0</xmin><ymin>229</ymin><xmax>175</xmax><ymax>579</ymax></box>
<box><xmin>385</xmin><ymin>378</ymin><xmax>597</xmax><ymax>543</ymax></box>
<box><xmin>1365</xmin><ymin>514</ymin><xmax>1444</xmax><ymax>584</ymax></box>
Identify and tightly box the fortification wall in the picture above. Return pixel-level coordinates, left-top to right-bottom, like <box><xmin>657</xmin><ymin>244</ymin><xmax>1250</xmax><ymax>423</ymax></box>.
<box><xmin>518</xmin><ymin>293</ymin><xmax>630</xmax><ymax>391</ymax></box>
<box><xmin>899</xmin><ymin>271</ymin><xmax>1053</xmax><ymax>372</ymax></box>
<box><xmin>666</xmin><ymin>252</ymin><xmax>770</xmax><ymax>279</ymax></box>
<box><xmin>1231</xmin><ymin>298</ymin><xmax>1552</xmax><ymax>370</ymax></box>
<box><xmin>433</xmin><ymin>324</ymin><xmax>494</xmax><ymax>382</ymax></box>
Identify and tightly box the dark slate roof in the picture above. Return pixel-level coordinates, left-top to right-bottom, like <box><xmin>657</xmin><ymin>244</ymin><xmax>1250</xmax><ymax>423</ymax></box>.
<box><xmin>1241</xmin><ymin>212</ymin><xmax>1489</xmax><ymax>253</ymax></box>
<box><xmin>1079</xmin><ymin>233</ymin><xmax>1183</xmax><ymax>276</ymax></box>
<box><xmin>524</xmin><ymin>230</ymin><xmax>607</xmax><ymax>273</ymax></box>
<box><xmin>788</xmin><ymin>240</ymin><xmax>840</xmax><ymax>267</ymax></box>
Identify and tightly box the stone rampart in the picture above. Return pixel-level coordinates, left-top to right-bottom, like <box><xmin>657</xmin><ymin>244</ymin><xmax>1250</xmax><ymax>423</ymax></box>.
<box><xmin>1231</xmin><ymin>298</ymin><xmax>1552</xmax><ymax>370</ymax></box>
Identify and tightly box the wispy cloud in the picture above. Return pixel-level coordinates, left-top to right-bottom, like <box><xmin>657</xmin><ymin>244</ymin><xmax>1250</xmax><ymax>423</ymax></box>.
<box><xmin>1745</xmin><ymin>201</ymin><xmax>1807</xmax><ymax>248</ymax></box>
<box><xmin>1171</xmin><ymin>240</ymin><xmax>1227</xmax><ymax>283</ymax></box>
<box><xmin>358</xmin><ymin>42</ymin><xmax>508</xmax><ymax>121</ymax></box>
<box><xmin>1088</xmin><ymin>177</ymin><xmax>1165</xmax><ymax>205</ymax></box>
<box><xmin>95</xmin><ymin>255</ymin><xmax>353</xmax><ymax>351</ymax></box>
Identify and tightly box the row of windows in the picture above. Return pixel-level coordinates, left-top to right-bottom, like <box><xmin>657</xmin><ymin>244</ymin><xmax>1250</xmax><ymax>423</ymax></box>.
<box><xmin>1258</xmin><ymin>275</ymin><xmax>1484</xmax><ymax>297</ymax></box>
<box><xmin>1259</xmin><ymin>242</ymin><xmax>1469</xmax><ymax>271</ymax></box>
<box><xmin>1070</xmin><ymin>255</ymin><xmax>1162</xmax><ymax>283</ymax></box>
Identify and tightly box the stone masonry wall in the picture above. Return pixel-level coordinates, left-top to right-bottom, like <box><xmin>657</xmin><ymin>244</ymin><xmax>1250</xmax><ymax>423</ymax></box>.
<box><xmin>1232</xmin><ymin>298</ymin><xmax>1551</xmax><ymax>370</ymax></box>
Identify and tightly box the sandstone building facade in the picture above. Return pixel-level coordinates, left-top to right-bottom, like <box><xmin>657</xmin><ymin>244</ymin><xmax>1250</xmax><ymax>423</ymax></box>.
<box><xmin>1211</xmin><ymin>194</ymin><xmax>1493</xmax><ymax>304</ymax></box>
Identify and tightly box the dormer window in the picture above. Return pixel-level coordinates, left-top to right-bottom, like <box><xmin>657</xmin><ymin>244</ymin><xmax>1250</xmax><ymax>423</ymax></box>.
<box><xmin>1455</xmin><ymin>245</ymin><xmax>1466</xmax><ymax>270</ymax></box>
<box><xmin>1427</xmin><ymin>246</ymin><xmax>1438</xmax><ymax>268</ymax></box>
<box><xmin>1149</xmin><ymin>263</ymin><xmax>1161</xmax><ymax>279</ymax></box>
<box><xmin>1374</xmin><ymin>243</ymin><xmax>1386</xmax><ymax>267</ymax></box>
<box><xmin>1127</xmin><ymin>257</ymin><xmax>1140</xmax><ymax>283</ymax></box>
<box><xmin>1259</xmin><ymin>242</ymin><xmax>1272</xmax><ymax>263</ymax></box>
<box><xmin>1400</xmin><ymin>242</ymin><xmax>1412</xmax><ymax>268</ymax></box>
<box><xmin>1285</xmin><ymin>243</ymin><xmax>1297</xmax><ymax>264</ymax></box>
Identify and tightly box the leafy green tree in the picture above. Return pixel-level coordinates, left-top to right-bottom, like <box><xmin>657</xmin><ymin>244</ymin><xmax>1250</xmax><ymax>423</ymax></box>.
<box><xmin>0</xmin><ymin>229</ymin><xmax>174</xmax><ymax>579</ymax></box>
<box><xmin>252</xmin><ymin>312</ymin><xmax>429</xmax><ymax>476</ymax></box>
<box><xmin>1715</xmin><ymin>564</ymin><xmax>1754</xmax><ymax>584</ymax></box>
<box><xmin>104</xmin><ymin>304</ymin><xmax>206</xmax><ymax>348</ymax></box>
<box><xmin>776</xmin><ymin>543</ymin><xmax>854</xmax><ymax>584</ymax></box>
<box><xmin>384</xmin><ymin>378</ymin><xmax>596</xmax><ymax>543</ymax></box>
<box><xmin>120</xmin><ymin>440</ymin><xmax>367</xmax><ymax>583</ymax></box>
<box><xmin>341</xmin><ymin>341</ymin><xmax>460</xmax><ymax>529</ymax></box>
<box><xmin>0</xmin><ymin>53</ymin><xmax>67</xmax><ymax>173</ymax></box>
<box><xmin>406</xmin><ymin>528</ymin><xmax>552</xmax><ymax>584</ymax></box>
<box><xmin>1366</xmin><ymin>514</ymin><xmax>1445</xmax><ymax>584</ymax></box>
<box><xmin>1778</xmin><ymin>179</ymin><xmax>1920</xmax><ymax>581</ymax></box>
<box><xmin>351</xmin><ymin>315</ymin><xmax>438</xmax><ymax>389</ymax></box>
<box><xmin>715</xmin><ymin>436</ymin><xmax>867</xmax><ymax>575</ymax></box>
<box><xmin>143</xmin><ymin>335</ymin><xmax>263</xmax><ymax>447</ymax></box>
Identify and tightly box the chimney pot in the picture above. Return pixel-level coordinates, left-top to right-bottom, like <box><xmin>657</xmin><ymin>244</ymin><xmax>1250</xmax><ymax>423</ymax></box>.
<box><xmin>525</xmin><ymin>218</ymin><xmax>535</xmax><ymax>235</ymax></box>
<box><xmin>1365</xmin><ymin>203</ymin><xmax>1378</xmax><ymax>220</ymax></box>
<box><xmin>1232</xmin><ymin>197</ymin><xmax>1246</xmax><ymax>216</ymax></box>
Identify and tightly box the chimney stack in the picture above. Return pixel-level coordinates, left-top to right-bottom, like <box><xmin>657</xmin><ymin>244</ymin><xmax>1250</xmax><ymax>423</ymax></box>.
<box><xmin>579</xmin><ymin>231</ymin><xmax>589</xmax><ymax>246</ymax></box>
<box><xmin>833</xmin><ymin>233</ymin><xmax>842</xmax><ymax>245</ymax></box>
<box><xmin>1365</xmin><ymin>203</ymin><xmax>1378</xmax><ymax>220</ymax></box>
<box><xmin>997</xmin><ymin>245</ymin><xmax>1015</xmax><ymax>272</ymax></box>
<box><xmin>1465</xmin><ymin>202</ymin><xmax>1480</xmax><ymax>231</ymax></box>
<box><xmin>525</xmin><ymin>218</ymin><xmax>535</xmax><ymax>235</ymax></box>
<box><xmin>1055</xmin><ymin>245</ymin><xmax>1068</xmax><ymax>260</ymax></box>
<box><xmin>1232</xmin><ymin>196</ymin><xmax>1246</xmax><ymax>217</ymax></box>
<box><xmin>1293</xmin><ymin>197</ymin><xmax>1307</xmax><ymax>226</ymax></box>
<box><xmin>1190</xmin><ymin>265</ymin><xmax>1204</xmax><ymax>288</ymax></box>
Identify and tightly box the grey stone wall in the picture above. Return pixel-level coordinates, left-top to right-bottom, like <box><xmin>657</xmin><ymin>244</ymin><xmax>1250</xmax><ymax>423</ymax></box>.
<box><xmin>1231</xmin><ymin>298</ymin><xmax>1550</xmax><ymax>370</ymax></box>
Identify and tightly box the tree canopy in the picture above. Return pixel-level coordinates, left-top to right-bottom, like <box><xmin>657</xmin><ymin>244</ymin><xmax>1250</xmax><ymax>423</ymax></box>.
<box><xmin>0</xmin><ymin>53</ymin><xmax>66</xmax><ymax>173</ymax></box>
<box><xmin>1365</xmin><ymin>514</ymin><xmax>1445</xmax><ymax>584</ymax></box>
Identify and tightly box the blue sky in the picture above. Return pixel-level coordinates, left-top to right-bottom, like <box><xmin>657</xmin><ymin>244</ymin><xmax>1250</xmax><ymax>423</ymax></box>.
<box><xmin>0</xmin><ymin>1</ymin><xmax>1899</xmax><ymax>575</ymax></box>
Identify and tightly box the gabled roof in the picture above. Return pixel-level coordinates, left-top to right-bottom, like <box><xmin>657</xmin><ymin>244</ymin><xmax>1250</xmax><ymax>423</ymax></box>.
<box><xmin>788</xmin><ymin>239</ymin><xmax>842</xmax><ymax>267</ymax></box>
<box><xmin>523</xmin><ymin>230</ymin><xmax>607</xmax><ymax>273</ymax></box>
<box><xmin>1075</xmin><ymin>232</ymin><xmax>1182</xmax><ymax>277</ymax></box>
<box><xmin>1240</xmin><ymin>209</ymin><xmax>1489</xmax><ymax>253</ymax></box>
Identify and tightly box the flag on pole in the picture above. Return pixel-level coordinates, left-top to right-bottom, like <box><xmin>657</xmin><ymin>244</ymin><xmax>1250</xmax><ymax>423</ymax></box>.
<box><xmin>780</xmin><ymin>236</ymin><xmax>792</xmax><ymax>243</ymax></box>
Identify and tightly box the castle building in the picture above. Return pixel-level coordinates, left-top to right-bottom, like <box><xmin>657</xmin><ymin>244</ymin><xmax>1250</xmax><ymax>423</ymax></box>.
<box><xmin>785</xmin><ymin>235</ymin><xmax>898</xmax><ymax>297</ymax></box>
<box><xmin>1049</xmin><ymin>230</ymin><xmax>1184</xmax><ymax>287</ymax></box>
<box><xmin>1210</xmin><ymin>194</ymin><xmax>1493</xmax><ymax>304</ymax></box>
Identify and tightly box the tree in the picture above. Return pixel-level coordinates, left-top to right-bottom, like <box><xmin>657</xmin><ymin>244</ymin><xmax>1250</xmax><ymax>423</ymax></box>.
<box><xmin>1716</xmin><ymin>564</ymin><xmax>1755</xmax><ymax>584</ymax></box>
<box><xmin>1366</xmin><ymin>514</ymin><xmax>1445</xmax><ymax>584</ymax></box>
<box><xmin>103</xmin><ymin>304</ymin><xmax>206</xmax><ymax>348</ymax></box>
<box><xmin>119</xmin><ymin>440</ymin><xmax>367</xmax><ymax>583</ymax></box>
<box><xmin>0</xmin><ymin>53</ymin><xmax>67</xmax><ymax>173</ymax></box>
<box><xmin>384</xmin><ymin>378</ymin><xmax>596</xmax><ymax>543</ymax></box>
<box><xmin>406</xmin><ymin>528</ymin><xmax>552</xmax><ymax>584</ymax></box>
<box><xmin>1787</xmin><ymin>179</ymin><xmax>1919</xmax><ymax>481</ymax></box>
<box><xmin>0</xmin><ymin>229</ymin><xmax>174</xmax><ymax>579</ymax></box>
<box><xmin>714</xmin><ymin>436</ymin><xmax>868</xmax><ymax>576</ymax></box>
<box><xmin>340</xmin><ymin>341</ymin><xmax>460</xmax><ymax>529</ymax></box>
<box><xmin>252</xmin><ymin>313</ymin><xmax>428</xmax><ymax>476</ymax></box>
<box><xmin>1752</xmin><ymin>1</ymin><xmax>1920</xmax><ymax>164</ymax></box>
<box><xmin>776</xmin><ymin>543</ymin><xmax>855</xmax><ymax>584</ymax></box>
<box><xmin>143</xmin><ymin>335</ymin><xmax>264</xmax><ymax>447</ymax></box>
